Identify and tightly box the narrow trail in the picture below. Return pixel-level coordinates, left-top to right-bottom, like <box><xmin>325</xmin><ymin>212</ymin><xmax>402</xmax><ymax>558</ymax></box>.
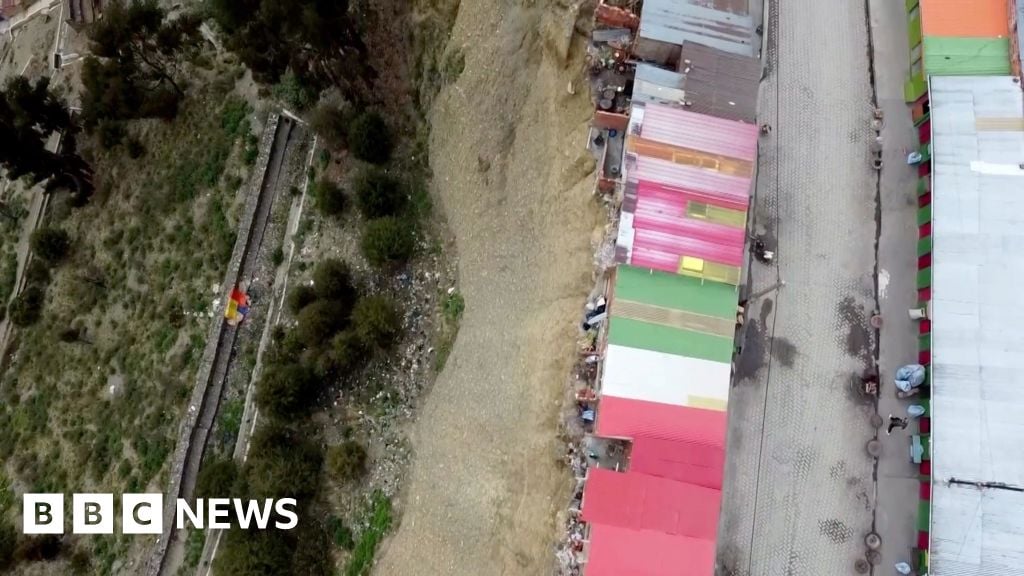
<box><xmin>374</xmin><ymin>1</ymin><xmax>603</xmax><ymax>574</ymax></box>
<box><xmin>146</xmin><ymin>115</ymin><xmax>296</xmax><ymax>576</ymax></box>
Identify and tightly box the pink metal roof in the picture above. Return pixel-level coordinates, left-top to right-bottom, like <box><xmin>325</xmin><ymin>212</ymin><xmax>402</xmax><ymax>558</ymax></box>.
<box><xmin>635</xmin><ymin>187</ymin><xmax>746</xmax><ymax>240</ymax></box>
<box><xmin>629</xmin><ymin>436</ymin><xmax>726</xmax><ymax>489</ymax></box>
<box><xmin>637</xmin><ymin>179</ymin><xmax>749</xmax><ymax>212</ymax></box>
<box><xmin>633</xmin><ymin>227</ymin><xmax>744</xmax><ymax>266</ymax></box>
<box><xmin>581</xmin><ymin>468</ymin><xmax>722</xmax><ymax>539</ymax></box>
<box><xmin>640</xmin><ymin>103</ymin><xmax>759</xmax><ymax>161</ymax></box>
<box><xmin>629</xmin><ymin>245</ymin><xmax>683</xmax><ymax>275</ymax></box>
<box><xmin>586</xmin><ymin>523</ymin><xmax>716</xmax><ymax>576</ymax></box>
<box><xmin>632</xmin><ymin>156</ymin><xmax>752</xmax><ymax>203</ymax></box>
<box><xmin>596</xmin><ymin>396</ymin><xmax>728</xmax><ymax>448</ymax></box>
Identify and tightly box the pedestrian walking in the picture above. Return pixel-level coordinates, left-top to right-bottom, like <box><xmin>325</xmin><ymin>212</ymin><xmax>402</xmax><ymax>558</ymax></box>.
<box><xmin>887</xmin><ymin>414</ymin><xmax>909</xmax><ymax>435</ymax></box>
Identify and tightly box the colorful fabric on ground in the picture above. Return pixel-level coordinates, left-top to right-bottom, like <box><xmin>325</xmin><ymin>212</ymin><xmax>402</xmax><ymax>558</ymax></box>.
<box><xmin>225</xmin><ymin>287</ymin><xmax>249</xmax><ymax>325</ymax></box>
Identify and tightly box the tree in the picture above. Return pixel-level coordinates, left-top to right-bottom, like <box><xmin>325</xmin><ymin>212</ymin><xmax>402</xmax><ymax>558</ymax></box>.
<box><xmin>354</xmin><ymin>167</ymin><xmax>406</xmax><ymax>218</ymax></box>
<box><xmin>89</xmin><ymin>0</ymin><xmax>201</xmax><ymax>97</ymax></box>
<box><xmin>352</xmin><ymin>295</ymin><xmax>402</xmax><ymax>351</ymax></box>
<box><xmin>312</xmin><ymin>259</ymin><xmax>357</xmax><ymax>305</ymax></box>
<box><xmin>243</xmin><ymin>423</ymin><xmax>322</xmax><ymax>500</ymax></box>
<box><xmin>361</xmin><ymin>217</ymin><xmax>416</xmax><ymax>266</ymax></box>
<box><xmin>348</xmin><ymin>112</ymin><xmax>392</xmax><ymax>164</ymax></box>
<box><xmin>30</xmin><ymin>228</ymin><xmax>70</xmax><ymax>263</ymax></box>
<box><xmin>8</xmin><ymin>286</ymin><xmax>45</xmax><ymax>327</ymax></box>
<box><xmin>255</xmin><ymin>362</ymin><xmax>318</xmax><ymax>420</ymax></box>
<box><xmin>213</xmin><ymin>526</ymin><xmax>294</xmax><ymax>576</ymax></box>
<box><xmin>295</xmin><ymin>300</ymin><xmax>351</xmax><ymax>348</ymax></box>
<box><xmin>0</xmin><ymin>76</ymin><xmax>90</xmax><ymax>188</ymax></box>
<box><xmin>326</xmin><ymin>441</ymin><xmax>367</xmax><ymax>481</ymax></box>
<box><xmin>312</xmin><ymin>178</ymin><xmax>346</xmax><ymax>217</ymax></box>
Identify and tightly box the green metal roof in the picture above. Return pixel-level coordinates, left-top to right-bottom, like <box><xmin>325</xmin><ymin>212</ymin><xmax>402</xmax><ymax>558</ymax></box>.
<box><xmin>607</xmin><ymin>317</ymin><xmax>734</xmax><ymax>363</ymax></box>
<box><xmin>923</xmin><ymin>36</ymin><xmax>1011</xmax><ymax>76</ymax></box>
<box><xmin>613</xmin><ymin>265</ymin><xmax>737</xmax><ymax>319</ymax></box>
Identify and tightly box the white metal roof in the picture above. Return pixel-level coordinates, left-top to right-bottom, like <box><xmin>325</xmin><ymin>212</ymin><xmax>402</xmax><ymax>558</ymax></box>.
<box><xmin>601</xmin><ymin>344</ymin><xmax>730</xmax><ymax>409</ymax></box>
<box><xmin>928</xmin><ymin>75</ymin><xmax>1024</xmax><ymax>575</ymax></box>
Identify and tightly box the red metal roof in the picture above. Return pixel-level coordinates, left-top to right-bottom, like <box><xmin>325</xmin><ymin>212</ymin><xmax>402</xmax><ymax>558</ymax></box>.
<box><xmin>581</xmin><ymin>468</ymin><xmax>722</xmax><ymax>539</ymax></box>
<box><xmin>586</xmin><ymin>523</ymin><xmax>716</xmax><ymax>576</ymax></box>
<box><xmin>629</xmin><ymin>436</ymin><xmax>726</xmax><ymax>489</ymax></box>
<box><xmin>639</xmin><ymin>103</ymin><xmax>759</xmax><ymax>161</ymax></box>
<box><xmin>596</xmin><ymin>396</ymin><xmax>728</xmax><ymax>448</ymax></box>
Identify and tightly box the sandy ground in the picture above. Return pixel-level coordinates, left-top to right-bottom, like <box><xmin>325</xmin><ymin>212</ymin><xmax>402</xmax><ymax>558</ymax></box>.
<box><xmin>374</xmin><ymin>1</ymin><xmax>601</xmax><ymax>574</ymax></box>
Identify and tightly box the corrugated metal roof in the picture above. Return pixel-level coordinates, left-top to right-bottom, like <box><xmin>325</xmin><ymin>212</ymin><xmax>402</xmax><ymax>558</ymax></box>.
<box><xmin>614</xmin><ymin>264</ymin><xmax>738</xmax><ymax>317</ymax></box>
<box><xmin>629</xmin><ymin>436</ymin><xmax>725</xmax><ymax>488</ymax></box>
<box><xmin>585</xmin><ymin>524</ymin><xmax>716</xmax><ymax>576</ymax></box>
<box><xmin>608</xmin><ymin>316</ymin><xmax>735</xmax><ymax>362</ymax></box>
<box><xmin>602</xmin><ymin>345</ymin><xmax>730</xmax><ymax>408</ymax></box>
<box><xmin>678</xmin><ymin>41</ymin><xmax>761</xmax><ymax>123</ymax></box>
<box><xmin>581</xmin><ymin>468</ymin><xmax>721</xmax><ymax>539</ymax></box>
<box><xmin>919</xmin><ymin>0</ymin><xmax>1009</xmax><ymax>37</ymax></box>
<box><xmin>924</xmin><ymin>37</ymin><xmax>1012</xmax><ymax>76</ymax></box>
<box><xmin>638</xmin><ymin>103</ymin><xmax>759</xmax><ymax>161</ymax></box>
<box><xmin>631</xmin><ymin>155</ymin><xmax>753</xmax><ymax>203</ymax></box>
<box><xmin>595</xmin><ymin>396</ymin><xmax>728</xmax><ymax>445</ymax></box>
<box><xmin>928</xmin><ymin>75</ymin><xmax>1024</xmax><ymax>576</ymax></box>
<box><xmin>639</xmin><ymin>0</ymin><xmax>755</xmax><ymax>56</ymax></box>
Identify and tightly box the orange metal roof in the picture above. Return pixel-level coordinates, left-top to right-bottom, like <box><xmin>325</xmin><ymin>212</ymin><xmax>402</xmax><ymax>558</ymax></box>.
<box><xmin>919</xmin><ymin>0</ymin><xmax>1009</xmax><ymax>38</ymax></box>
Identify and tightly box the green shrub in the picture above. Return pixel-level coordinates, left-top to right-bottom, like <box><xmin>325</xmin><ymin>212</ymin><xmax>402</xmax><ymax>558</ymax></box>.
<box><xmin>354</xmin><ymin>167</ymin><xmax>406</xmax><ymax>219</ymax></box>
<box><xmin>348</xmin><ymin>111</ymin><xmax>392</xmax><ymax>164</ymax></box>
<box><xmin>352</xmin><ymin>295</ymin><xmax>402</xmax><ymax>351</ymax></box>
<box><xmin>361</xmin><ymin>217</ymin><xmax>415</xmax><ymax>266</ymax></box>
<box><xmin>295</xmin><ymin>299</ymin><xmax>351</xmax><ymax>348</ymax></box>
<box><xmin>196</xmin><ymin>458</ymin><xmax>239</xmax><ymax>499</ymax></box>
<box><xmin>0</xmin><ymin>521</ymin><xmax>15</xmax><ymax>571</ymax></box>
<box><xmin>327</xmin><ymin>441</ymin><xmax>367</xmax><ymax>481</ymax></box>
<box><xmin>327</xmin><ymin>516</ymin><xmax>355</xmax><ymax>550</ymax></box>
<box><xmin>30</xmin><ymin>227</ymin><xmax>70</xmax><ymax>263</ymax></box>
<box><xmin>9</xmin><ymin>286</ymin><xmax>45</xmax><ymax>327</ymax></box>
<box><xmin>329</xmin><ymin>330</ymin><xmax>367</xmax><ymax>375</ymax></box>
<box><xmin>309</xmin><ymin>103</ymin><xmax>352</xmax><ymax>149</ymax></box>
<box><xmin>255</xmin><ymin>362</ymin><xmax>319</xmax><ymax>419</ymax></box>
<box><xmin>287</xmin><ymin>285</ymin><xmax>317</xmax><ymax>314</ymax></box>
<box><xmin>312</xmin><ymin>259</ymin><xmax>357</xmax><ymax>305</ymax></box>
<box><xmin>312</xmin><ymin>178</ymin><xmax>346</xmax><ymax>217</ymax></box>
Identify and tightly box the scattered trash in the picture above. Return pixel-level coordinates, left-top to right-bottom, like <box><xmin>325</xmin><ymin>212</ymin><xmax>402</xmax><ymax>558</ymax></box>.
<box><xmin>894</xmin><ymin>561</ymin><xmax>912</xmax><ymax>575</ymax></box>
<box><xmin>906</xmin><ymin>151</ymin><xmax>923</xmax><ymax>165</ymax></box>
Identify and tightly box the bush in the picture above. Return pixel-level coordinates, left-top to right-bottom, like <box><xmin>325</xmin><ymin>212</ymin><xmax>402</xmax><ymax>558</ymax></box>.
<box><xmin>196</xmin><ymin>458</ymin><xmax>239</xmax><ymax>499</ymax></box>
<box><xmin>295</xmin><ymin>299</ymin><xmax>351</xmax><ymax>348</ymax></box>
<box><xmin>312</xmin><ymin>178</ymin><xmax>346</xmax><ymax>217</ymax></box>
<box><xmin>255</xmin><ymin>362</ymin><xmax>319</xmax><ymax>419</ymax></box>
<box><xmin>30</xmin><ymin>228</ymin><xmax>70</xmax><ymax>263</ymax></box>
<box><xmin>8</xmin><ymin>286</ymin><xmax>45</xmax><ymax>327</ymax></box>
<box><xmin>287</xmin><ymin>285</ymin><xmax>317</xmax><ymax>315</ymax></box>
<box><xmin>309</xmin><ymin>103</ymin><xmax>352</xmax><ymax>150</ymax></box>
<box><xmin>327</xmin><ymin>441</ymin><xmax>367</xmax><ymax>481</ymax></box>
<box><xmin>352</xmin><ymin>295</ymin><xmax>402</xmax><ymax>351</ymax></box>
<box><xmin>312</xmin><ymin>259</ymin><xmax>357</xmax><ymax>305</ymax></box>
<box><xmin>126</xmin><ymin>137</ymin><xmax>146</xmax><ymax>159</ymax></box>
<box><xmin>0</xmin><ymin>521</ymin><xmax>15</xmax><ymax>570</ymax></box>
<box><xmin>361</xmin><ymin>217</ymin><xmax>416</xmax><ymax>266</ymax></box>
<box><xmin>348</xmin><ymin>111</ymin><xmax>392</xmax><ymax>164</ymax></box>
<box><xmin>327</xmin><ymin>516</ymin><xmax>355</xmax><ymax>550</ymax></box>
<box><xmin>329</xmin><ymin>330</ymin><xmax>367</xmax><ymax>375</ymax></box>
<box><xmin>353</xmin><ymin>167</ymin><xmax>406</xmax><ymax>219</ymax></box>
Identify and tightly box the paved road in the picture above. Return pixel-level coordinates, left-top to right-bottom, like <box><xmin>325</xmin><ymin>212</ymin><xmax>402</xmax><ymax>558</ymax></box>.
<box><xmin>717</xmin><ymin>0</ymin><xmax>881</xmax><ymax>573</ymax></box>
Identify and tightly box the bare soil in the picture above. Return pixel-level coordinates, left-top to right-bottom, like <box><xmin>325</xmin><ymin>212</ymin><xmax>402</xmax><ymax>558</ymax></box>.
<box><xmin>374</xmin><ymin>0</ymin><xmax>602</xmax><ymax>574</ymax></box>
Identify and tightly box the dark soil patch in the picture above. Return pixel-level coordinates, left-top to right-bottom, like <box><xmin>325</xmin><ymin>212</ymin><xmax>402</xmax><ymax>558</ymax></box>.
<box><xmin>837</xmin><ymin>295</ymin><xmax>871</xmax><ymax>363</ymax></box>
<box><xmin>771</xmin><ymin>336</ymin><xmax>796</xmax><ymax>367</ymax></box>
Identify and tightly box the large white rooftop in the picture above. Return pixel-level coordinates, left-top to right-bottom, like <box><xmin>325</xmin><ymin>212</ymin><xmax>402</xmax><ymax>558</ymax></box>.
<box><xmin>928</xmin><ymin>75</ymin><xmax>1024</xmax><ymax>575</ymax></box>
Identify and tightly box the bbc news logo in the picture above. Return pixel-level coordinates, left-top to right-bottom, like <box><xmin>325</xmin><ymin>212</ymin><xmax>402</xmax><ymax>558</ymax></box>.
<box><xmin>22</xmin><ymin>494</ymin><xmax>298</xmax><ymax>534</ymax></box>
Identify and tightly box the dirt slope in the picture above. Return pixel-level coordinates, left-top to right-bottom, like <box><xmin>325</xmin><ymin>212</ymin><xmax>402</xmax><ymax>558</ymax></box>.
<box><xmin>374</xmin><ymin>0</ymin><xmax>600</xmax><ymax>574</ymax></box>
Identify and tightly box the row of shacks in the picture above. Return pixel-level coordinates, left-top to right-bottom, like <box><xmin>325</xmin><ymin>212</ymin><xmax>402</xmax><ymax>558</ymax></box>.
<box><xmin>562</xmin><ymin>1</ymin><xmax>763</xmax><ymax>575</ymax></box>
<box><xmin>900</xmin><ymin>1</ymin><xmax>1024</xmax><ymax>575</ymax></box>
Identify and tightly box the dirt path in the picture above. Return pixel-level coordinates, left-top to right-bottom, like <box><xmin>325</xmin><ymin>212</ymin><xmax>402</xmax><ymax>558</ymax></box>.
<box><xmin>374</xmin><ymin>1</ymin><xmax>601</xmax><ymax>574</ymax></box>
